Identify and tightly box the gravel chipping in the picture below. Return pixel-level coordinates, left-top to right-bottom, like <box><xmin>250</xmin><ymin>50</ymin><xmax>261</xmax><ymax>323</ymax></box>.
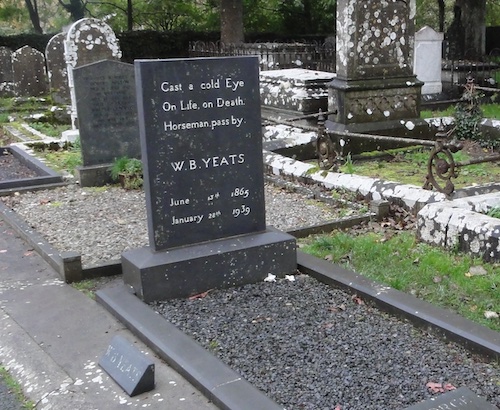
<box><xmin>152</xmin><ymin>274</ymin><xmax>499</xmax><ymax>410</ymax></box>
<box><xmin>4</xmin><ymin>182</ymin><xmax>360</xmax><ymax>267</ymax></box>
<box><xmin>3</xmin><ymin>181</ymin><xmax>499</xmax><ymax>410</ymax></box>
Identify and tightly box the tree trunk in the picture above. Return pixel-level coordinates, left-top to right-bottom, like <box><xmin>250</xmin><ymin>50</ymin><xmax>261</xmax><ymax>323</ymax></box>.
<box><xmin>58</xmin><ymin>0</ymin><xmax>86</xmax><ymax>22</ymax></box>
<box><xmin>25</xmin><ymin>0</ymin><xmax>43</xmax><ymax>34</ymax></box>
<box><xmin>437</xmin><ymin>0</ymin><xmax>445</xmax><ymax>32</ymax></box>
<box><xmin>127</xmin><ymin>0</ymin><xmax>133</xmax><ymax>31</ymax></box>
<box><xmin>455</xmin><ymin>0</ymin><xmax>486</xmax><ymax>59</ymax></box>
<box><xmin>220</xmin><ymin>0</ymin><xmax>244</xmax><ymax>44</ymax></box>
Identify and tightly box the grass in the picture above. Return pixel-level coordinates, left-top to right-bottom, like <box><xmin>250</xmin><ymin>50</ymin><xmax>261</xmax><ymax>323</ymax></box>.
<box><xmin>0</xmin><ymin>365</ymin><xmax>34</xmax><ymax>409</ymax></box>
<box><xmin>299</xmin><ymin>230</ymin><xmax>500</xmax><ymax>332</ymax></box>
<box><xmin>421</xmin><ymin>102</ymin><xmax>500</xmax><ymax>119</ymax></box>
<box><xmin>338</xmin><ymin>146</ymin><xmax>500</xmax><ymax>188</ymax></box>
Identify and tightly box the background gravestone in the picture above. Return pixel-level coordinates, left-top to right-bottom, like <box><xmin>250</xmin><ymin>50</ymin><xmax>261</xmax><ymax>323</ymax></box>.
<box><xmin>414</xmin><ymin>26</ymin><xmax>444</xmax><ymax>95</ymax></box>
<box><xmin>327</xmin><ymin>0</ymin><xmax>423</xmax><ymax>134</ymax></box>
<box><xmin>73</xmin><ymin>60</ymin><xmax>140</xmax><ymax>187</ymax></box>
<box><xmin>11</xmin><ymin>46</ymin><xmax>48</xmax><ymax>97</ymax></box>
<box><xmin>64</xmin><ymin>18</ymin><xmax>122</xmax><ymax>129</ymax></box>
<box><xmin>122</xmin><ymin>56</ymin><xmax>296</xmax><ymax>302</ymax></box>
<box><xmin>46</xmin><ymin>33</ymin><xmax>70</xmax><ymax>104</ymax></box>
<box><xmin>0</xmin><ymin>47</ymin><xmax>13</xmax><ymax>97</ymax></box>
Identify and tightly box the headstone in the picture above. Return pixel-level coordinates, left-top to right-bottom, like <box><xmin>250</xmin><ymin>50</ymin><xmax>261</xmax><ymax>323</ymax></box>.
<box><xmin>11</xmin><ymin>46</ymin><xmax>48</xmax><ymax>97</ymax></box>
<box><xmin>64</xmin><ymin>18</ymin><xmax>122</xmax><ymax>129</ymax></box>
<box><xmin>122</xmin><ymin>56</ymin><xmax>297</xmax><ymax>302</ymax></box>
<box><xmin>327</xmin><ymin>0</ymin><xmax>424</xmax><ymax>134</ymax></box>
<box><xmin>46</xmin><ymin>33</ymin><xmax>70</xmax><ymax>103</ymax></box>
<box><xmin>0</xmin><ymin>47</ymin><xmax>14</xmax><ymax>96</ymax></box>
<box><xmin>403</xmin><ymin>387</ymin><xmax>498</xmax><ymax>410</ymax></box>
<box><xmin>72</xmin><ymin>60</ymin><xmax>140</xmax><ymax>186</ymax></box>
<box><xmin>99</xmin><ymin>335</ymin><xmax>155</xmax><ymax>397</ymax></box>
<box><xmin>414</xmin><ymin>26</ymin><xmax>444</xmax><ymax>95</ymax></box>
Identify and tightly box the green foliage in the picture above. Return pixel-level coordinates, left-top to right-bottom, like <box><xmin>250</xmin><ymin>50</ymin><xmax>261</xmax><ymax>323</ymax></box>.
<box><xmin>300</xmin><ymin>231</ymin><xmax>500</xmax><ymax>332</ymax></box>
<box><xmin>109</xmin><ymin>156</ymin><xmax>143</xmax><ymax>189</ymax></box>
<box><xmin>487</xmin><ymin>207</ymin><xmax>500</xmax><ymax>218</ymax></box>
<box><xmin>0</xmin><ymin>366</ymin><xmax>34</xmax><ymax>409</ymax></box>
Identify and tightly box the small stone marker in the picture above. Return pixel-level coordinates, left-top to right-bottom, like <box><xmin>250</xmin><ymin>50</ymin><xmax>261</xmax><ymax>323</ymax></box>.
<box><xmin>403</xmin><ymin>387</ymin><xmax>498</xmax><ymax>410</ymax></box>
<box><xmin>99</xmin><ymin>335</ymin><xmax>154</xmax><ymax>397</ymax></box>
<box><xmin>72</xmin><ymin>60</ymin><xmax>140</xmax><ymax>186</ymax></box>
<box><xmin>123</xmin><ymin>56</ymin><xmax>296</xmax><ymax>302</ymax></box>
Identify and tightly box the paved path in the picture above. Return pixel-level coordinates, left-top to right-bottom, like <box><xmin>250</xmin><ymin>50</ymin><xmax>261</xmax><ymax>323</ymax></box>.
<box><xmin>0</xmin><ymin>218</ymin><xmax>218</xmax><ymax>410</ymax></box>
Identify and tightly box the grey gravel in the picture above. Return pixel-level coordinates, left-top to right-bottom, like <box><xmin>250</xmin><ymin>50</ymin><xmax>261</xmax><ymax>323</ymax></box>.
<box><xmin>152</xmin><ymin>274</ymin><xmax>500</xmax><ymax>410</ymax></box>
<box><xmin>6</xmin><ymin>182</ymin><xmax>357</xmax><ymax>267</ymax></box>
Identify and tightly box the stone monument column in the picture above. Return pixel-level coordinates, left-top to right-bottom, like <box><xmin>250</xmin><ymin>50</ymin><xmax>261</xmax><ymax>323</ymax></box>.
<box><xmin>327</xmin><ymin>0</ymin><xmax>423</xmax><ymax>134</ymax></box>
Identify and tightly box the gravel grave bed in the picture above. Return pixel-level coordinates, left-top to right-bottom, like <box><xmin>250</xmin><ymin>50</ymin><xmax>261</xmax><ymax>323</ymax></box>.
<box><xmin>2</xmin><ymin>181</ymin><xmax>365</xmax><ymax>268</ymax></box>
<box><xmin>152</xmin><ymin>274</ymin><xmax>500</xmax><ymax>410</ymax></box>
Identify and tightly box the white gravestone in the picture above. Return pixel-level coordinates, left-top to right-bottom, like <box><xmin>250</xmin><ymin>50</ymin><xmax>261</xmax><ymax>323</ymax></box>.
<box><xmin>414</xmin><ymin>26</ymin><xmax>444</xmax><ymax>95</ymax></box>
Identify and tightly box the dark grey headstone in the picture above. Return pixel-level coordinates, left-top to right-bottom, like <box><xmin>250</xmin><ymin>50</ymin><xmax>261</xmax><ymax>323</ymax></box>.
<box><xmin>0</xmin><ymin>47</ymin><xmax>13</xmax><ymax>83</ymax></box>
<box><xmin>99</xmin><ymin>335</ymin><xmax>155</xmax><ymax>397</ymax></box>
<box><xmin>73</xmin><ymin>60</ymin><xmax>140</xmax><ymax>166</ymax></box>
<box><xmin>403</xmin><ymin>387</ymin><xmax>498</xmax><ymax>410</ymax></box>
<box><xmin>11</xmin><ymin>46</ymin><xmax>48</xmax><ymax>97</ymax></box>
<box><xmin>135</xmin><ymin>56</ymin><xmax>266</xmax><ymax>251</ymax></box>
<box><xmin>46</xmin><ymin>33</ymin><xmax>70</xmax><ymax>104</ymax></box>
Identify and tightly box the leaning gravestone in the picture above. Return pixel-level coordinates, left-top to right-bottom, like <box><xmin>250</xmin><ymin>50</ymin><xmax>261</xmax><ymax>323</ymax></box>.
<box><xmin>122</xmin><ymin>56</ymin><xmax>297</xmax><ymax>302</ymax></box>
<box><xmin>73</xmin><ymin>60</ymin><xmax>140</xmax><ymax>187</ymax></box>
<box><xmin>64</xmin><ymin>18</ymin><xmax>122</xmax><ymax>129</ymax></box>
<box><xmin>46</xmin><ymin>32</ymin><xmax>70</xmax><ymax>104</ymax></box>
<box><xmin>11</xmin><ymin>46</ymin><xmax>48</xmax><ymax>97</ymax></box>
<box><xmin>0</xmin><ymin>47</ymin><xmax>14</xmax><ymax>97</ymax></box>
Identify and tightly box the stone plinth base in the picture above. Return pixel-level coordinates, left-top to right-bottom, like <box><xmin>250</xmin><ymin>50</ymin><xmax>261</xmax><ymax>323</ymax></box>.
<box><xmin>76</xmin><ymin>164</ymin><xmax>113</xmax><ymax>187</ymax></box>
<box><xmin>122</xmin><ymin>228</ymin><xmax>297</xmax><ymax>302</ymax></box>
<box><xmin>327</xmin><ymin>76</ymin><xmax>423</xmax><ymax>131</ymax></box>
<box><xmin>260</xmin><ymin>68</ymin><xmax>335</xmax><ymax>114</ymax></box>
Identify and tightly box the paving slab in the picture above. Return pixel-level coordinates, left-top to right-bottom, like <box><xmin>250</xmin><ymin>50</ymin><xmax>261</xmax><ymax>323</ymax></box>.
<box><xmin>0</xmin><ymin>219</ymin><xmax>217</xmax><ymax>410</ymax></box>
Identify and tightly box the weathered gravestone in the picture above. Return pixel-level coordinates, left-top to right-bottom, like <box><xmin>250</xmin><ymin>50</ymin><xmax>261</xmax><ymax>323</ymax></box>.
<box><xmin>11</xmin><ymin>46</ymin><xmax>48</xmax><ymax>97</ymax></box>
<box><xmin>0</xmin><ymin>47</ymin><xmax>14</xmax><ymax>97</ymax></box>
<box><xmin>122</xmin><ymin>56</ymin><xmax>297</xmax><ymax>302</ymax></box>
<box><xmin>46</xmin><ymin>33</ymin><xmax>70</xmax><ymax>104</ymax></box>
<box><xmin>64</xmin><ymin>18</ymin><xmax>122</xmax><ymax>130</ymax></box>
<box><xmin>414</xmin><ymin>26</ymin><xmax>444</xmax><ymax>95</ymax></box>
<box><xmin>403</xmin><ymin>387</ymin><xmax>498</xmax><ymax>410</ymax></box>
<box><xmin>99</xmin><ymin>335</ymin><xmax>155</xmax><ymax>397</ymax></box>
<box><xmin>73</xmin><ymin>60</ymin><xmax>140</xmax><ymax>187</ymax></box>
<box><xmin>327</xmin><ymin>0</ymin><xmax>424</xmax><ymax>134</ymax></box>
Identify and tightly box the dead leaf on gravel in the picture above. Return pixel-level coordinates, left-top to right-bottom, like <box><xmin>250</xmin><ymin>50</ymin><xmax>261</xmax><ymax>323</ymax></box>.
<box><xmin>188</xmin><ymin>290</ymin><xmax>211</xmax><ymax>300</ymax></box>
<box><xmin>351</xmin><ymin>294</ymin><xmax>364</xmax><ymax>305</ymax></box>
<box><xmin>426</xmin><ymin>382</ymin><xmax>456</xmax><ymax>393</ymax></box>
<box><xmin>39</xmin><ymin>198</ymin><xmax>50</xmax><ymax>205</ymax></box>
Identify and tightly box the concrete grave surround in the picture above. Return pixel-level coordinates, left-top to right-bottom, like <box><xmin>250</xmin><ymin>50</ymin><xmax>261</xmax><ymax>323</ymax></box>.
<box><xmin>260</xmin><ymin>68</ymin><xmax>336</xmax><ymax>114</ymax></box>
<box><xmin>64</xmin><ymin>18</ymin><xmax>122</xmax><ymax>129</ymax></box>
<box><xmin>45</xmin><ymin>32</ymin><xmax>70</xmax><ymax>104</ymax></box>
<box><xmin>0</xmin><ymin>46</ymin><xmax>14</xmax><ymax>96</ymax></box>
<box><xmin>414</xmin><ymin>26</ymin><xmax>444</xmax><ymax>94</ymax></box>
<box><xmin>328</xmin><ymin>0</ymin><xmax>423</xmax><ymax>133</ymax></box>
<box><xmin>72</xmin><ymin>60</ymin><xmax>140</xmax><ymax>187</ymax></box>
<box><xmin>11</xmin><ymin>46</ymin><xmax>48</xmax><ymax>97</ymax></box>
<box><xmin>123</xmin><ymin>56</ymin><xmax>296</xmax><ymax>302</ymax></box>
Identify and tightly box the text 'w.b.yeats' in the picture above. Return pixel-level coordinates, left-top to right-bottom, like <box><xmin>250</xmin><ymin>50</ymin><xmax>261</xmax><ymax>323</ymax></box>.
<box><xmin>135</xmin><ymin>57</ymin><xmax>265</xmax><ymax>251</ymax></box>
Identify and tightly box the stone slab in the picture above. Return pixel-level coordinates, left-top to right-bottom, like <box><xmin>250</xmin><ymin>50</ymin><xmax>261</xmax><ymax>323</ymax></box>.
<box><xmin>403</xmin><ymin>387</ymin><xmax>498</xmax><ymax>410</ymax></box>
<box><xmin>99</xmin><ymin>335</ymin><xmax>154</xmax><ymax>397</ymax></box>
<box><xmin>75</xmin><ymin>164</ymin><xmax>114</xmax><ymax>187</ymax></box>
<box><xmin>122</xmin><ymin>228</ymin><xmax>297</xmax><ymax>302</ymax></box>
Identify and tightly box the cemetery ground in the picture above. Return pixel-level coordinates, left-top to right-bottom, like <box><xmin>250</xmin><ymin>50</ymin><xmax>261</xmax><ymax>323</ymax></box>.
<box><xmin>0</xmin><ymin>98</ymin><xmax>499</xmax><ymax>409</ymax></box>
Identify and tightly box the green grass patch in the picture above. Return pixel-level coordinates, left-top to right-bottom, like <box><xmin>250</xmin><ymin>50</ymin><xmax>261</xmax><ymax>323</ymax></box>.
<box><xmin>299</xmin><ymin>230</ymin><xmax>500</xmax><ymax>332</ymax></box>
<box><xmin>0</xmin><ymin>365</ymin><xmax>34</xmax><ymax>409</ymax></box>
<box><xmin>421</xmin><ymin>103</ymin><xmax>500</xmax><ymax>120</ymax></box>
<box><xmin>338</xmin><ymin>146</ymin><xmax>500</xmax><ymax>188</ymax></box>
<box><xmin>28</xmin><ymin>122</ymin><xmax>69</xmax><ymax>138</ymax></box>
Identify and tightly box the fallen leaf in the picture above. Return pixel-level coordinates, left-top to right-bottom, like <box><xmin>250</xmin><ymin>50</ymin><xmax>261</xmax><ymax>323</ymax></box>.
<box><xmin>484</xmin><ymin>311</ymin><xmax>499</xmax><ymax>319</ymax></box>
<box><xmin>39</xmin><ymin>198</ymin><xmax>50</xmax><ymax>205</ymax></box>
<box><xmin>264</xmin><ymin>273</ymin><xmax>276</xmax><ymax>282</ymax></box>
<box><xmin>433</xmin><ymin>276</ymin><xmax>442</xmax><ymax>283</ymax></box>
<box><xmin>23</xmin><ymin>250</ymin><xmax>33</xmax><ymax>257</ymax></box>
<box><xmin>188</xmin><ymin>290</ymin><xmax>211</xmax><ymax>300</ymax></box>
<box><xmin>426</xmin><ymin>382</ymin><xmax>456</xmax><ymax>393</ymax></box>
<box><xmin>284</xmin><ymin>275</ymin><xmax>295</xmax><ymax>282</ymax></box>
<box><xmin>334</xmin><ymin>405</ymin><xmax>342</xmax><ymax>410</ymax></box>
<box><xmin>324</xmin><ymin>254</ymin><xmax>334</xmax><ymax>261</ymax></box>
<box><xmin>413</xmin><ymin>257</ymin><xmax>420</xmax><ymax>265</ymax></box>
<box><xmin>351</xmin><ymin>294</ymin><xmax>364</xmax><ymax>305</ymax></box>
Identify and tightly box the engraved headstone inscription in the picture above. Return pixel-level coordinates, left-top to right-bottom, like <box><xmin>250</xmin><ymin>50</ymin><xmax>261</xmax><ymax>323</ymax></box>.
<box><xmin>99</xmin><ymin>335</ymin><xmax>155</xmax><ymax>397</ymax></box>
<box><xmin>72</xmin><ymin>60</ymin><xmax>140</xmax><ymax>186</ymax></box>
<box><xmin>403</xmin><ymin>387</ymin><xmax>498</xmax><ymax>410</ymax></box>
<box><xmin>122</xmin><ymin>56</ymin><xmax>297</xmax><ymax>302</ymax></box>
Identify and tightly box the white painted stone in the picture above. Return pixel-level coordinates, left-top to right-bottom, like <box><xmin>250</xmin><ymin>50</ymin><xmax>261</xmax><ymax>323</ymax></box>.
<box><xmin>413</xmin><ymin>26</ymin><xmax>444</xmax><ymax>94</ymax></box>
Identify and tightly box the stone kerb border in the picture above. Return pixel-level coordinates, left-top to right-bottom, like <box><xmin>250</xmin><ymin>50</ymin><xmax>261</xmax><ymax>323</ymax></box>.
<box><xmin>417</xmin><ymin>193</ymin><xmax>500</xmax><ymax>261</ymax></box>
